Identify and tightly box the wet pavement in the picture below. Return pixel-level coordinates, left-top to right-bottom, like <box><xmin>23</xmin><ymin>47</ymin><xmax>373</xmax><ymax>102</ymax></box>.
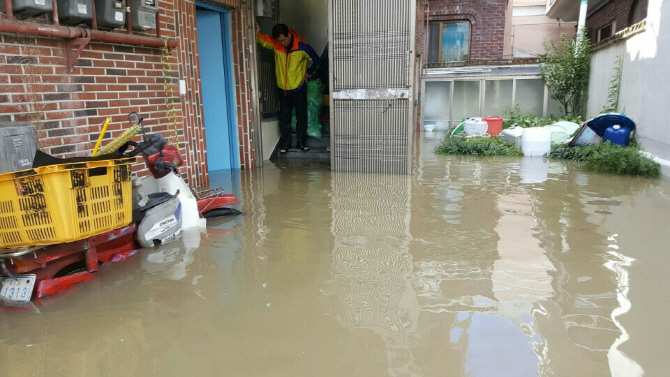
<box><xmin>2</xmin><ymin>133</ymin><xmax>670</xmax><ymax>376</ymax></box>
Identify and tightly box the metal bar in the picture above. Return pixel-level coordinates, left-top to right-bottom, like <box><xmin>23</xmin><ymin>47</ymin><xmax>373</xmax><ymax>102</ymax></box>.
<box><xmin>51</xmin><ymin>0</ymin><xmax>59</xmax><ymax>25</ymax></box>
<box><xmin>155</xmin><ymin>8</ymin><xmax>161</xmax><ymax>37</ymax></box>
<box><xmin>0</xmin><ymin>19</ymin><xmax>178</xmax><ymax>48</ymax></box>
<box><xmin>125</xmin><ymin>0</ymin><xmax>132</xmax><ymax>34</ymax></box>
<box><xmin>4</xmin><ymin>0</ymin><xmax>13</xmax><ymax>20</ymax></box>
<box><xmin>92</xmin><ymin>0</ymin><xmax>98</xmax><ymax>29</ymax></box>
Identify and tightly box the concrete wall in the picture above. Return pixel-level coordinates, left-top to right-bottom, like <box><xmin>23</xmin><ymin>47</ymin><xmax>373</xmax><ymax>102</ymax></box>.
<box><xmin>279</xmin><ymin>0</ymin><xmax>329</xmax><ymax>54</ymax></box>
<box><xmin>261</xmin><ymin>120</ymin><xmax>280</xmax><ymax>160</ymax></box>
<box><xmin>587</xmin><ymin>0</ymin><xmax>670</xmax><ymax>164</ymax></box>
<box><xmin>512</xmin><ymin>16</ymin><xmax>577</xmax><ymax>57</ymax></box>
<box><xmin>510</xmin><ymin>0</ymin><xmax>577</xmax><ymax>58</ymax></box>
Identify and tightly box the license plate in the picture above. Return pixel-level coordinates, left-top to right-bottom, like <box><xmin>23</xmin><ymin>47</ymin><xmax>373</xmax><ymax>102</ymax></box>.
<box><xmin>0</xmin><ymin>275</ymin><xmax>36</xmax><ymax>303</ymax></box>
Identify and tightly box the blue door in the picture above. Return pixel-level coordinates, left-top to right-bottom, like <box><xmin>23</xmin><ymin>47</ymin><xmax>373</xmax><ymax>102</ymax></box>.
<box><xmin>196</xmin><ymin>7</ymin><xmax>239</xmax><ymax>171</ymax></box>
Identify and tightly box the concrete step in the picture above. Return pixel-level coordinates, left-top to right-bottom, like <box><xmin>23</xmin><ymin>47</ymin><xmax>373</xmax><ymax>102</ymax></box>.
<box><xmin>279</xmin><ymin>148</ymin><xmax>330</xmax><ymax>161</ymax></box>
<box><xmin>291</xmin><ymin>134</ymin><xmax>330</xmax><ymax>149</ymax></box>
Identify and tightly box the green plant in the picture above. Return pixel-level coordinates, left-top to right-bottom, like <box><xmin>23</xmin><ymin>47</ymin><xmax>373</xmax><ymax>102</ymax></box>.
<box><xmin>503</xmin><ymin>105</ymin><xmax>583</xmax><ymax>129</ymax></box>
<box><xmin>539</xmin><ymin>30</ymin><xmax>591</xmax><ymax>117</ymax></box>
<box><xmin>602</xmin><ymin>55</ymin><xmax>623</xmax><ymax>113</ymax></box>
<box><xmin>550</xmin><ymin>143</ymin><xmax>660</xmax><ymax>178</ymax></box>
<box><xmin>435</xmin><ymin>136</ymin><xmax>524</xmax><ymax>157</ymax></box>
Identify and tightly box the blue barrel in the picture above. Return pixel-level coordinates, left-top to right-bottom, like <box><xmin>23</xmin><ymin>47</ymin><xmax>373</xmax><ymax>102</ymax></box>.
<box><xmin>604</xmin><ymin>125</ymin><xmax>632</xmax><ymax>146</ymax></box>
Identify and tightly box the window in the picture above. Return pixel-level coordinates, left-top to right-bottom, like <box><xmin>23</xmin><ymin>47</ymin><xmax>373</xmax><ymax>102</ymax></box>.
<box><xmin>597</xmin><ymin>22</ymin><xmax>616</xmax><ymax>42</ymax></box>
<box><xmin>629</xmin><ymin>0</ymin><xmax>648</xmax><ymax>25</ymax></box>
<box><xmin>427</xmin><ymin>21</ymin><xmax>471</xmax><ymax>63</ymax></box>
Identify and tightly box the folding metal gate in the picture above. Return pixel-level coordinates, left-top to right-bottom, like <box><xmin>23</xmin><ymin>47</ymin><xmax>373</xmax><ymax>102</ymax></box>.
<box><xmin>329</xmin><ymin>0</ymin><xmax>417</xmax><ymax>174</ymax></box>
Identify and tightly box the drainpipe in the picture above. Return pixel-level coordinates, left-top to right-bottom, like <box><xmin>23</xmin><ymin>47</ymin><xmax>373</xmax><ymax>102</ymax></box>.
<box><xmin>577</xmin><ymin>0</ymin><xmax>588</xmax><ymax>31</ymax></box>
<box><xmin>576</xmin><ymin>0</ymin><xmax>588</xmax><ymax>51</ymax></box>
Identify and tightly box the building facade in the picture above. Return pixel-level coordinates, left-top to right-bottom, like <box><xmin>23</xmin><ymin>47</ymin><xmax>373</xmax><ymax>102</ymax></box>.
<box><xmin>0</xmin><ymin>0</ymin><xmax>259</xmax><ymax>188</ymax></box>
<box><xmin>426</xmin><ymin>0</ymin><xmax>511</xmax><ymax>66</ymax></box>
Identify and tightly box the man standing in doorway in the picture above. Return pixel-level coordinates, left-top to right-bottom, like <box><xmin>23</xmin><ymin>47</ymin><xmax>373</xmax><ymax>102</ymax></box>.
<box><xmin>257</xmin><ymin>24</ymin><xmax>320</xmax><ymax>153</ymax></box>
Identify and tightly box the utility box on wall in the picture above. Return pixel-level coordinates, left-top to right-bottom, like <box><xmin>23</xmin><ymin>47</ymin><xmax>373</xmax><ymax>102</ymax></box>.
<box><xmin>0</xmin><ymin>0</ymin><xmax>53</xmax><ymax>17</ymax></box>
<box><xmin>57</xmin><ymin>0</ymin><xmax>93</xmax><ymax>25</ymax></box>
<box><xmin>129</xmin><ymin>0</ymin><xmax>158</xmax><ymax>31</ymax></box>
<box><xmin>0</xmin><ymin>123</ymin><xmax>37</xmax><ymax>174</ymax></box>
<box><xmin>94</xmin><ymin>0</ymin><xmax>126</xmax><ymax>29</ymax></box>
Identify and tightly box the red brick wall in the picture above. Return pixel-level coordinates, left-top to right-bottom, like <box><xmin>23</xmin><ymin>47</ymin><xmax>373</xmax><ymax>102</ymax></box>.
<box><xmin>586</xmin><ymin>0</ymin><xmax>637</xmax><ymax>42</ymax></box>
<box><xmin>427</xmin><ymin>0</ymin><xmax>507</xmax><ymax>61</ymax></box>
<box><xmin>0</xmin><ymin>0</ymin><xmax>257</xmax><ymax>188</ymax></box>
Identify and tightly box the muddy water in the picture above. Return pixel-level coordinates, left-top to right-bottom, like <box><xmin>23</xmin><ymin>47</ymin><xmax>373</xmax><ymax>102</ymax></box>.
<box><xmin>2</xmin><ymin>134</ymin><xmax>670</xmax><ymax>377</ymax></box>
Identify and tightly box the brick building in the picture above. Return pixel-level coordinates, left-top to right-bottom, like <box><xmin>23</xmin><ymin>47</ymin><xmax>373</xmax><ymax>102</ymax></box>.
<box><xmin>0</xmin><ymin>0</ymin><xmax>259</xmax><ymax>189</ymax></box>
<box><xmin>425</xmin><ymin>0</ymin><xmax>510</xmax><ymax>65</ymax></box>
<box><xmin>586</xmin><ymin>0</ymin><xmax>648</xmax><ymax>43</ymax></box>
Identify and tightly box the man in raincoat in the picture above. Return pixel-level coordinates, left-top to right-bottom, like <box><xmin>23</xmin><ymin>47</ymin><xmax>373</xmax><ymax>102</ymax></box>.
<box><xmin>257</xmin><ymin>24</ymin><xmax>320</xmax><ymax>153</ymax></box>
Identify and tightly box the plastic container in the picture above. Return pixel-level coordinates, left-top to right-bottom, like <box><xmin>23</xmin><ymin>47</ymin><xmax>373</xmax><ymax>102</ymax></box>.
<box><xmin>423</xmin><ymin>123</ymin><xmax>436</xmax><ymax>132</ymax></box>
<box><xmin>464</xmin><ymin>118</ymin><xmax>488</xmax><ymax>136</ymax></box>
<box><xmin>603</xmin><ymin>125</ymin><xmax>632</xmax><ymax>146</ymax></box>
<box><xmin>548</xmin><ymin>125</ymin><xmax>571</xmax><ymax>144</ymax></box>
<box><xmin>0</xmin><ymin>158</ymin><xmax>135</xmax><ymax>248</ymax></box>
<box><xmin>484</xmin><ymin>116</ymin><xmax>503</xmax><ymax>136</ymax></box>
<box><xmin>553</xmin><ymin>121</ymin><xmax>580</xmax><ymax>136</ymax></box>
<box><xmin>522</xmin><ymin>127</ymin><xmax>552</xmax><ymax>157</ymax></box>
<box><xmin>501</xmin><ymin>126</ymin><xmax>524</xmax><ymax>147</ymax></box>
<box><xmin>571</xmin><ymin>125</ymin><xmax>603</xmax><ymax>147</ymax></box>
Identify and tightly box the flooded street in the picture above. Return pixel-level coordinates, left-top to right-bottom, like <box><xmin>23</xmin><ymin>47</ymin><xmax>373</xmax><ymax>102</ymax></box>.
<box><xmin>2</xmin><ymin>133</ymin><xmax>670</xmax><ymax>376</ymax></box>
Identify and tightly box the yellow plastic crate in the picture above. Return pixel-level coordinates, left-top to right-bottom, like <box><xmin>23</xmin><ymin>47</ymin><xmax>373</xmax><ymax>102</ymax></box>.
<box><xmin>0</xmin><ymin>158</ymin><xmax>136</xmax><ymax>248</ymax></box>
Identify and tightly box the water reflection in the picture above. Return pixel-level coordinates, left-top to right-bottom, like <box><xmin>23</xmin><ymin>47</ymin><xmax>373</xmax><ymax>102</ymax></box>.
<box><xmin>0</xmin><ymin>136</ymin><xmax>667</xmax><ymax>376</ymax></box>
<box><xmin>327</xmin><ymin>172</ymin><xmax>421</xmax><ymax>376</ymax></box>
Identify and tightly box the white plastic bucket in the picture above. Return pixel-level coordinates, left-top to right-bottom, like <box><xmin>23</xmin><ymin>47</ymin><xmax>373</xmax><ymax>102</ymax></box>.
<box><xmin>501</xmin><ymin>126</ymin><xmax>524</xmax><ymax>146</ymax></box>
<box><xmin>464</xmin><ymin>118</ymin><xmax>488</xmax><ymax>136</ymax></box>
<box><xmin>522</xmin><ymin>127</ymin><xmax>552</xmax><ymax>157</ymax></box>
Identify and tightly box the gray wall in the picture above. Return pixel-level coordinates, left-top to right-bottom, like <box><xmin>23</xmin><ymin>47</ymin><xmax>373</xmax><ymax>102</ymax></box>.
<box><xmin>586</xmin><ymin>0</ymin><xmax>670</xmax><ymax>162</ymax></box>
<box><xmin>280</xmin><ymin>0</ymin><xmax>329</xmax><ymax>54</ymax></box>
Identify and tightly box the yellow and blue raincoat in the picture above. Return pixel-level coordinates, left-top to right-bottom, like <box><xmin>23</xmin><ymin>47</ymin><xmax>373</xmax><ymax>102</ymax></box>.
<box><xmin>257</xmin><ymin>28</ymin><xmax>320</xmax><ymax>95</ymax></box>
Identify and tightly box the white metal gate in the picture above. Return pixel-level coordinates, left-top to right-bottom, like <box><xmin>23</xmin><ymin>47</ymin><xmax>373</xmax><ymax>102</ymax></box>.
<box><xmin>329</xmin><ymin>0</ymin><xmax>417</xmax><ymax>174</ymax></box>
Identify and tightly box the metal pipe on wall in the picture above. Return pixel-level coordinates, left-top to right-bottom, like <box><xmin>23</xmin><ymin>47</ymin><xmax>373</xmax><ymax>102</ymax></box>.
<box><xmin>51</xmin><ymin>0</ymin><xmax>59</xmax><ymax>25</ymax></box>
<box><xmin>92</xmin><ymin>0</ymin><xmax>98</xmax><ymax>29</ymax></box>
<box><xmin>4</xmin><ymin>0</ymin><xmax>13</xmax><ymax>19</ymax></box>
<box><xmin>125</xmin><ymin>0</ymin><xmax>133</xmax><ymax>34</ymax></box>
<box><xmin>0</xmin><ymin>19</ymin><xmax>178</xmax><ymax>48</ymax></box>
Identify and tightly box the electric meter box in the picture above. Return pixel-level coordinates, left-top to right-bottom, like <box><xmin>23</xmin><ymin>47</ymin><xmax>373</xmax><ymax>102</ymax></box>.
<box><xmin>130</xmin><ymin>0</ymin><xmax>158</xmax><ymax>31</ymax></box>
<box><xmin>0</xmin><ymin>0</ymin><xmax>53</xmax><ymax>18</ymax></box>
<box><xmin>0</xmin><ymin>123</ymin><xmax>37</xmax><ymax>174</ymax></box>
<box><xmin>94</xmin><ymin>0</ymin><xmax>126</xmax><ymax>29</ymax></box>
<box><xmin>57</xmin><ymin>0</ymin><xmax>93</xmax><ymax>25</ymax></box>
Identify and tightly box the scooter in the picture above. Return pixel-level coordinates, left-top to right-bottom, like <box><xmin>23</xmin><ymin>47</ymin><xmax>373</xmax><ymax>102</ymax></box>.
<box><xmin>122</xmin><ymin>113</ymin><xmax>241</xmax><ymax>247</ymax></box>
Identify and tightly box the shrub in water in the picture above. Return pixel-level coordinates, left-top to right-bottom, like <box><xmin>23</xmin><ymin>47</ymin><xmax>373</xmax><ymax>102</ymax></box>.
<box><xmin>550</xmin><ymin>143</ymin><xmax>660</xmax><ymax>178</ymax></box>
<box><xmin>435</xmin><ymin>136</ymin><xmax>524</xmax><ymax>157</ymax></box>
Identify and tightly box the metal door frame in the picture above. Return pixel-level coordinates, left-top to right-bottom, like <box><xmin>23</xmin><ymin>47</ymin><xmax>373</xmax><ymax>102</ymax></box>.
<box><xmin>328</xmin><ymin>0</ymin><xmax>417</xmax><ymax>174</ymax></box>
<box><xmin>196</xmin><ymin>1</ymin><xmax>241</xmax><ymax>170</ymax></box>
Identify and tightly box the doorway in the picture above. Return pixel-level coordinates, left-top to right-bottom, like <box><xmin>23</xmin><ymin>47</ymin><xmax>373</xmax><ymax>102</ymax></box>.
<box><xmin>196</xmin><ymin>3</ymin><xmax>239</xmax><ymax>171</ymax></box>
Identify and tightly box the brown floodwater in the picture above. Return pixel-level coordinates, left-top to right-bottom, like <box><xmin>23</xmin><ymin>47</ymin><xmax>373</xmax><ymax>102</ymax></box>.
<box><xmin>1</xmin><ymin>133</ymin><xmax>670</xmax><ymax>376</ymax></box>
